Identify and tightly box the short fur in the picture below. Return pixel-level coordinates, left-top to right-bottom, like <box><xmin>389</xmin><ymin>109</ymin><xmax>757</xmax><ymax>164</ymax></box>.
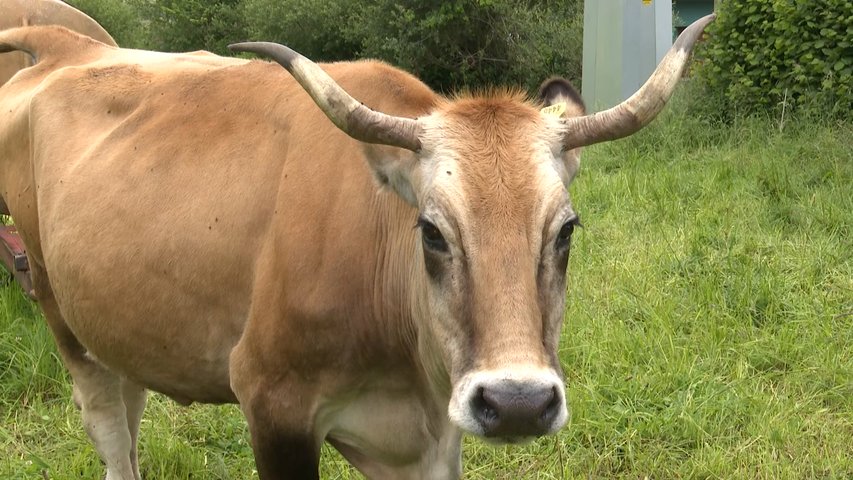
<box><xmin>0</xmin><ymin>0</ymin><xmax>116</xmax><ymax>216</ymax></box>
<box><xmin>0</xmin><ymin>0</ymin><xmax>115</xmax><ymax>83</ymax></box>
<box><xmin>1</xmin><ymin>25</ymin><xmax>586</xmax><ymax>480</ymax></box>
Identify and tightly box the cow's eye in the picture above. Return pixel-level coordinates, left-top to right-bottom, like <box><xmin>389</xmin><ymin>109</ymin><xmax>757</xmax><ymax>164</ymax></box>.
<box><xmin>418</xmin><ymin>218</ymin><xmax>448</xmax><ymax>253</ymax></box>
<box><xmin>555</xmin><ymin>217</ymin><xmax>580</xmax><ymax>251</ymax></box>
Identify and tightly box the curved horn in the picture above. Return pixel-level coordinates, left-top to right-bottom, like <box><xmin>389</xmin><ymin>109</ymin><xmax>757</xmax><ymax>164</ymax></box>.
<box><xmin>561</xmin><ymin>14</ymin><xmax>715</xmax><ymax>150</ymax></box>
<box><xmin>228</xmin><ymin>42</ymin><xmax>422</xmax><ymax>152</ymax></box>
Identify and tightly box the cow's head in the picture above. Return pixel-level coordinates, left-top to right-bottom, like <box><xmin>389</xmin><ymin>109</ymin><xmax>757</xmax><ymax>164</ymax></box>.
<box><xmin>230</xmin><ymin>14</ymin><xmax>713</xmax><ymax>442</ymax></box>
<box><xmin>406</xmin><ymin>83</ymin><xmax>585</xmax><ymax>441</ymax></box>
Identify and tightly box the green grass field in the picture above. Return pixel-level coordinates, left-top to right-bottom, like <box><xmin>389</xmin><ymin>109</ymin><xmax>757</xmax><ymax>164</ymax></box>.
<box><xmin>1</xmin><ymin>101</ymin><xmax>851</xmax><ymax>478</ymax></box>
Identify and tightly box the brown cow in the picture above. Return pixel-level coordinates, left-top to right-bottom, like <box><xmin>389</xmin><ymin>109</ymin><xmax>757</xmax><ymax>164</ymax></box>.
<box><xmin>0</xmin><ymin>15</ymin><xmax>714</xmax><ymax>480</ymax></box>
<box><xmin>0</xmin><ymin>0</ymin><xmax>115</xmax><ymax>84</ymax></box>
<box><xmin>0</xmin><ymin>0</ymin><xmax>115</xmax><ymax>216</ymax></box>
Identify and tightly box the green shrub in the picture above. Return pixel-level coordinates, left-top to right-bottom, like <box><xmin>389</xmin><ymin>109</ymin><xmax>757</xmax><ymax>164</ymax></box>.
<box><xmin>69</xmin><ymin>1</ymin><xmax>585</xmax><ymax>94</ymax></box>
<box><xmin>244</xmin><ymin>0</ymin><xmax>583</xmax><ymax>93</ymax></box>
<box><xmin>242</xmin><ymin>0</ymin><xmax>362</xmax><ymax>62</ymax></box>
<box><xmin>70</xmin><ymin>0</ymin><xmax>583</xmax><ymax>92</ymax></box>
<box><xmin>695</xmin><ymin>0</ymin><xmax>852</xmax><ymax>121</ymax></box>
<box><xmin>138</xmin><ymin>0</ymin><xmax>248</xmax><ymax>54</ymax></box>
<box><xmin>65</xmin><ymin>0</ymin><xmax>149</xmax><ymax>48</ymax></box>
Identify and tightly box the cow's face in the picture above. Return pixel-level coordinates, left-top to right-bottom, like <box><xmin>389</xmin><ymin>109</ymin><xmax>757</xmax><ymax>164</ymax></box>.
<box><xmin>407</xmin><ymin>87</ymin><xmax>584</xmax><ymax>441</ymax></box>
<box><xmin>233</xmin><ymin>12</ymin><xmax>713</xmax><ymax>437</ymax></box>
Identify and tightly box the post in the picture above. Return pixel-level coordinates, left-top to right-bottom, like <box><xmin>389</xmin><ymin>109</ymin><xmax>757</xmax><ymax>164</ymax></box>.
<box><xmin>582</xmin><ymin>0</ymin><xmax>673</xmax><ymax>112</ymax></box>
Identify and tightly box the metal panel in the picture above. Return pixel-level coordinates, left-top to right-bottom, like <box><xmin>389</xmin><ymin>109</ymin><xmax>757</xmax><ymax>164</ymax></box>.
<box><xmin>674</xmin><ymin>0</ymin><xmax>715</xmax><ymax>28</ymax></box>
<box><xmin>582</xmin><ymin>0</ymin><xmax>673</xmax><ymax>112</ymax></box>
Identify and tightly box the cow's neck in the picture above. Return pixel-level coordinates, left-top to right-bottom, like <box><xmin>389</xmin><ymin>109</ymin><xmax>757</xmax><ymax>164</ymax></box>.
<box><xmin>367</xmin><ymin>193</ymin><xmax>451</xmax><ymax>414</ymax></box>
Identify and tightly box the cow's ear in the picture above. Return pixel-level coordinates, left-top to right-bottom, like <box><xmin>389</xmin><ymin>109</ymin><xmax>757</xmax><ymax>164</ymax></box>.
<box><xmin>362</xmin><ymin>145</ymin><xmax>420</xmax><ymax>205</ymax></box>
<box><xmin>538</xmin><ymin>77</ymin><xmax>586</xmax><ymax>117</ymax></box>
<box><xmin>539</xmin><ymin>77</ymin><xmax>585</xmax><ymax>186</ymax></box>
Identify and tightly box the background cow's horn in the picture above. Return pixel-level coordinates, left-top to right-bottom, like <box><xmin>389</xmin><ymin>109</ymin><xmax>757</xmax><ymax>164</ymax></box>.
<box><xmin>560</xmin><ymin>14</ymin><xmax>715</xmax><ymax>150</ymax></box>
<box><xmin>229</xmin><ymin>42</ymin><xmax>423</xmax><ymax>152</ymax></box>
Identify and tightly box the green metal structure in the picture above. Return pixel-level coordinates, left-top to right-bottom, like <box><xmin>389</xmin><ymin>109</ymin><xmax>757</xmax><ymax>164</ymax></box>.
<box><xmin>674</xmin><ymin>0</ymin><xmax>715</xmax><ymax>37</ymax></box>
<box><xmin>582</xmin><ymin>0</ymin><xmax>673</xmax><ymax>112</ymax></box>
<box><xmin>582</xmin><ymin>0</ymin><xmax>714</xmax><ymax>112</ymax></box>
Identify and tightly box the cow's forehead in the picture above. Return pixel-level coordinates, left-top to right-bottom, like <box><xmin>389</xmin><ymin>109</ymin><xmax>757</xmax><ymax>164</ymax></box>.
<box><xmin>417</xmin><ymin>95</ymin><xmax>571</xmax><ymax>238</ymax></box>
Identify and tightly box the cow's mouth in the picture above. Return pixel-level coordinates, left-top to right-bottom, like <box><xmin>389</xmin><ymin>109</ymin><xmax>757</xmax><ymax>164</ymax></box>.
<box><xmin>480</xmin><ymin>435</ymin><xmax>535</xmax><ymax>445</ymax></box>
<box><xmin>448</xmin><ymin>367</ymin><xmax>569</xmax><ymax>438</ymax></box>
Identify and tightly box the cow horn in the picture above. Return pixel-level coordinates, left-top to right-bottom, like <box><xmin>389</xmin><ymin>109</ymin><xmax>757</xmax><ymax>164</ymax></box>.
<box><xmin>228</xmin><ymin>42</ymin><xmax>422</xmax><ymax>152</ymax></box>
<box><xmin>560</xmin><ymin>14</ymin><xmax>715</xmax><ymax>150</ymax></box>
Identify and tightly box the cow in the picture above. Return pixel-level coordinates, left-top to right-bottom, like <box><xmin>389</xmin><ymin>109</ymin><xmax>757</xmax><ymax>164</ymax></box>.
<box><xmin>0</xmin><ymin>0</ymin><xmax>115</xmax><ymax>85</ymax></box>
<box><xmin>0</xmin><ymin>15</ymin><xmax>714</xmax><ymax>480</ymax></box>
<box><xmin>0</xmin><ymin>0</ymin><xmax>115</xmax><ymax>216</ymax></box>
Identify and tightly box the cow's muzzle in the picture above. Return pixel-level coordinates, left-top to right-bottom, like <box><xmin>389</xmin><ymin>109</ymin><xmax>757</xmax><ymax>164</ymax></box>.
<box><xmin>472</xmin><ymin>381</ymin><xmax>560</xmax><ymax>437</ymax></box>
<box><xmin>448</xmin><ymin>368</ymin><xmax>568</xmax><ymax>440</ymax></box>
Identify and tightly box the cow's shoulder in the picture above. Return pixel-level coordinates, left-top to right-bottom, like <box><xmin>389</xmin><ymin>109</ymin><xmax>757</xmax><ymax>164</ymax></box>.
<box><xmin>0</xmin><ymin>25</ymin><xmax>115</xmax><ymax>90</ymax></box>
<box><xmin>321</xmin><ymin>59</ymin><xmax>439</xmax><ymax>118</ymax></box>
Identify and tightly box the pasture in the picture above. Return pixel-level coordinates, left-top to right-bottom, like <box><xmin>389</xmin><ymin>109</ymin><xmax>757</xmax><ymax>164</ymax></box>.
<box><xmin>1</xmin><ymin>93</ymin><xmax>850</xmax><ymax>478</ymax></box>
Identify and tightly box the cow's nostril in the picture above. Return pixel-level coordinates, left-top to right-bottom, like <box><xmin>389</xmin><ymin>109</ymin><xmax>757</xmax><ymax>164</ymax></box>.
<box><xmin>540</xmin><ymin>386</ymin><xmax>559</xmax><ymax>423</ymax></box>
<box><xmin>471</xmin><ymin>386</ymin><xmax>499</xmax><ymax>429</ymax></box>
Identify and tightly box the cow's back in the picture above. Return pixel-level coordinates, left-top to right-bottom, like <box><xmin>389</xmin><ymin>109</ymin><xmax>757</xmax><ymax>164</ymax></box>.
<box><xmin>26</xmin><ymin>52</ymin><xmax>286</xmax><ymax>402</ymax></box>
<box><xmin>2</xmin><ymin>27</ymin><xmax>436</xmax><ymax>402</ymax></box>
<box><xmin>0</xmin><ymin>0</ymin><xmax>115</xmax><ymax>85</ymax></box>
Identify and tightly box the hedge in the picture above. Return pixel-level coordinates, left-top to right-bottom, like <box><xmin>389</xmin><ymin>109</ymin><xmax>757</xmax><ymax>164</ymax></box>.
<box><xmin>696</xmin><ymin>0</ymin><xmax>852</xmax><ymax>120</ymax></box>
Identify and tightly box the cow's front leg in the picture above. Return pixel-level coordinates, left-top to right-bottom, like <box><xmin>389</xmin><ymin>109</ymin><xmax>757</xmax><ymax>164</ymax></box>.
<box><xmin>233</xmin><ymin>375</ymin><xmax>321</xmax><ymax>479</ymax></box>
<box><xmin>231</xmin><ymin>342</ymin><xmax>321</xmax><ymax>479</ymax></box>
<box><xmin>251</xmin><ymin>431</ymin><xmax>318</xmax><ymax>480</ymax></box>
<box><xmin>245</xmin><ymin>393</ymin><xmax>320</xmax><ymax>479</ymax></box>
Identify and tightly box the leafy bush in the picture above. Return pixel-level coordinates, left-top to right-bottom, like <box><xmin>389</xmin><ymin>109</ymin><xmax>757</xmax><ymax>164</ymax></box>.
<box><xmin>65</xmin><ymin>0</ymin><xmax>149</xmax><ymax>48</ymax></box>
<box><xmin>242</xmin><ymin>0</ymin><xmax>362</xmax><ymax>62</ymax></box>
<box><xmin>67</xmin><ymin>0</ymin><xmax>247</xmax><ymax>54</ymax></box>
<box><xmin>695</xmin><ymin>0</ymin><xmax>852</xmax><ymax>120</ymax></box>
<box><xmin>244</xmin><ymin>0</ymin><xmax>583</xmax><ymax>93</ymax></box>
<box><xmin>67</xmin><ymin>1</ymin><xmax>585</xmax><ymax>94</ymax></box>
<box><xmin>138</xmin><ymin>0</ymin><xmax>248</xmax><ymax>54</ymax></box>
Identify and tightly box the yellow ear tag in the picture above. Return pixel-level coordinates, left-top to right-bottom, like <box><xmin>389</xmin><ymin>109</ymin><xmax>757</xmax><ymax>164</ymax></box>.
<box><xmin>540</xmin><ymin>102</ymin><xmax>567</xmax><ymax>117</ymax></box>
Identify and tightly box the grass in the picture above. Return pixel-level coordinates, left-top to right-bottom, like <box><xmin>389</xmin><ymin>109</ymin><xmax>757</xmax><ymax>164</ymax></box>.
<box><xmin>1</xmin><ymin>99</ymin><xmax>851</xmax><ymax>478</ymax></box>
